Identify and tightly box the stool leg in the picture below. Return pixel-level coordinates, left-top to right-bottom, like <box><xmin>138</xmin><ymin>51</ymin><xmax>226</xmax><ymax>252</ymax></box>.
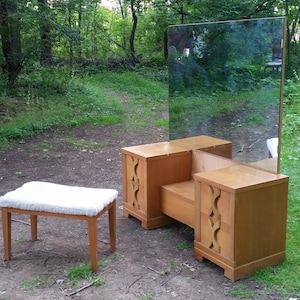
<box><xmin>108</xmin><ymin>200</ymin><xmax>116</xmax><ymax>252</ymax></box>
<box><xmin>88</xmin><ymin>217</ymin><xmax>98</xmax><ymax>272</ymax></box>
<box><xmin>30</xmin><ymin>215</ymin><xmax>38</xmax><ymax>241</ymax></box>
<box><xmin>2</xmin><ymin>208</ymin><xmax>12</xmax><ymax>260</ymax></box>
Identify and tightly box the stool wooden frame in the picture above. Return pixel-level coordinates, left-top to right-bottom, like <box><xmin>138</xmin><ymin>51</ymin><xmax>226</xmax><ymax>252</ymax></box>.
<box><xmin>1</xmin><ymin>200</ymin><xmax>116</xmax><ymax>273</ymax></box>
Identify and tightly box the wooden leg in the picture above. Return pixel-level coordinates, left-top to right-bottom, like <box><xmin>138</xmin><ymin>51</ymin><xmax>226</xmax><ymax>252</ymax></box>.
<box><xmin>30</xmin><ymin>215</ymin><xmax>38</xmax><ymax>241</ymax></box>
<box><xmin>2</xmin><ymin>208</ymin><xmax>12</xmax><ymax>260</ymax></box>
<box><xmin>88</xmin><ymin>217</ymin><xmax>98</xmax><ymax>272</ymax></box>
<box><xmin>108</xmin><ymin>200</ymin><xmax>116</xmax><ymax>252</ymax></box>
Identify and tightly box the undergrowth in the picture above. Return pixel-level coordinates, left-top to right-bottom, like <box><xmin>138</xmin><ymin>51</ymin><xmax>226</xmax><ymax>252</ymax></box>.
<box><xmin>0</xmin><ymin>68</ymin><xmax>168</xmax><ymax>146</ymax></box>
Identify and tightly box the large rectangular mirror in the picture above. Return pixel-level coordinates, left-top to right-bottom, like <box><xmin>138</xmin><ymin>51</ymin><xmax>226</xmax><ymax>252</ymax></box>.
<box><xmin>168</xmin><ymin>17</ymin><xmax>286</xmax><ymax>173</ymax></box>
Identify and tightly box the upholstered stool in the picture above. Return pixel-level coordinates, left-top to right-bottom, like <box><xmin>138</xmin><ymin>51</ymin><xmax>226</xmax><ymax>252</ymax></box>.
<box><xmin>0</xmin><ymin>181</ymin><xmax>118</xmax><ymax>272</ymax></box>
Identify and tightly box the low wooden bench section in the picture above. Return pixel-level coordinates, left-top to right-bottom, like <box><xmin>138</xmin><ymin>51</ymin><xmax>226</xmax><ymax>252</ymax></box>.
<box><xmin>0</xmin><ymin>181</ymin><xmax>118</xmax><ymax>272</ymax></box>
<box><xmin>161</xmin><ymin>150</ymin><xmax>238</xmax><ymax>229</ymax></box>
<box><xmin>161</xmin><ymin>180</ymin><xmax>195</xmax><ymax>228</ymax></box>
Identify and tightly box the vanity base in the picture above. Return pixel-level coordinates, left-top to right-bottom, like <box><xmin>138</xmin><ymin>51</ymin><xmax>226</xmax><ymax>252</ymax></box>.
<box><xmin>194</xmin><ymin>241</ymin><xmax>285</xmax><ymax>281</ymax></box>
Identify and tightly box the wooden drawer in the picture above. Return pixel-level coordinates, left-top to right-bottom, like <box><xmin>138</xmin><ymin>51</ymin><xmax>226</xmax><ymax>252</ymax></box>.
<box><xmin>199</xmin><ymin>183</ymin><xmax>232</xmax><ymax>259</ymax></box>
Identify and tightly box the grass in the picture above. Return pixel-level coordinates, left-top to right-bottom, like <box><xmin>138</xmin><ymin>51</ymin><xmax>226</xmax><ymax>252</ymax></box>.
<box><xmin>67</xmin><ymin>262</ymin><xmax>106</xmax><ymax>286</ymax></box>
<box><xmin>20</xmin><ymin>277</ymin><xmax>48</xmax><ymax>290</ymax></box>
<box><xmin>64</xmin><ymin>137</ymin><xmax>107</xmax><ymax>151</ymax></box>
<box><xmin>230</xmin><ymin>283</ymin><xmax>258</xmax><ymax>298</ymax></box>
<box><xmin>176</xmin><ymin>241</ymin><xmax>193</xmax><ymax>250</ymax></box>
<box><xmin>30</xmin><ymin>141</ymin><xmax>58</xmax><ymax>151</ymax></box>
<box><xmin>0</xmin><ymin>69</ymin><xmax>299</xmax><ymax>298</ymax></box>
<box><xmin>0</xmin><ymin>70</ymin><xmax>168</xmax><ymax>146</ymax></box>
<box><xmin>140</xmin><ymin>290</ymin><xmax>155</xmax><ymax>300</ymax></box>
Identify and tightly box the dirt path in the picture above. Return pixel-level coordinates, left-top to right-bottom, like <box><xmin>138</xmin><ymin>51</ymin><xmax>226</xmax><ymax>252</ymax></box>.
<box><xmin>0</xmin><ymin>123</ymin><xmax>283</xmax><ymax>300</ymax></box>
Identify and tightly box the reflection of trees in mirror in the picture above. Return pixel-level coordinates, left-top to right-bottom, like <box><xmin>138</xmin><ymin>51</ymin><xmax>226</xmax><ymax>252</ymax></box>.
<box><xmin>168</xmin><ymin>17</ymin><xmax>285</xmax><ymax>165</ymax></box>
<box><xmin>168</xmin><ymin>18</ymin><xmax>284</xmax><ymax>95</ymax></box>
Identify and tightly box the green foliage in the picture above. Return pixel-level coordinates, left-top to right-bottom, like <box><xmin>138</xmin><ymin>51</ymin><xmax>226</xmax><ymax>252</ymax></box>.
<box><xmin>230</xmin><ymin>283</ymin><xmax>257</xmax><ymax>298</ymax></box>
<box><xmin>14</xmin><ymin>66</ymin><xmax>73</xmax><ymax>99</ymax></box>
<box><xmin>21</xmin><ymin>277</ymin><xmax>47</xmax><ymax>290</ymax></box>
<box><xmin>67</xmin><ymin>263</ymin><xmax>93</xmax><ymax>282</ymax></box>
<box><xmin>154</xmin><ymin>118</ymin><xmax>168</xmax><ymax>129</ymax></box>
<box><xmin>0</xmin><ymin>70</ymin><xmax>168</xmax><ymax>145</ymax></box>
<box><xmin>89</xmin><ymin>71</ymin><xmax>168</xmax><ymax>100</ymax></box>
<box><xmin>135</xmin><ymin>66</ymin><xmax>168</xmax><ymax>83</ymax></box>
<box><xmin>30</xmin><ymin>142</ymin><xmax>58</xmax><ymax>151</ymax></box>
<box><xmin>176</xmin><ymin>241</ymin><xmax>193</xmax><ymax>250</ymax></box>
<box><xmin>67</xmin><ymin>262</ymin><xmax>104</xmax><ymax>286</ymax></box>
<box><xmin>282</xmin><ymin>80</ymin><xmax>300</xmax><ymax>140</ymax></box>
<box><xmin>64</xmin><ymin>137</ymin><xmax>107</xmax><ymax>151</ymax></box>
<box><xmin>2</xmin><ymin>0</ymin><xmax>298</xmax><ymax>92</ymax></box>
<box><xmin>0</xmin><ymin>71</ymin><xmax>125</xmax><ymax>145</ymax></box>
<box><xmin>140</xmin><ymin>290</ymin><xmax>155</xmax><ymax>300</ymax></box>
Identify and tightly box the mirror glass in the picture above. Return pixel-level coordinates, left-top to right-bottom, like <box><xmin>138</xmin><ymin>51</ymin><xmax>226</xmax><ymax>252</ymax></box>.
<box><xmin>168</xmin><ymin>17</ymin><xmax>286</xmax><ymax>173</ymax></box>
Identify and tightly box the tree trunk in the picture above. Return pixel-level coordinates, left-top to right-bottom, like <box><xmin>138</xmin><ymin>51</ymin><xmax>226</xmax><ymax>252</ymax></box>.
<box><xmin>118</xmin><ymin>0</ymin><xmax>127</xmax><ymax>50</ymax></box>
<box><xmin>38</xmin><ymin>0</ymin><xmax>53</xmax><ymax>66</ymax></box>
<box><xmin>68</xmin><ymin>4</ymin><xmax>74</xmax><ymax>64</ymax></box>
<box><xmin>129</xmin><ymin>0</ymin><xmax>138</xmax><ymax>62</ymax></box>
<box><xmin>77</xmin><ymin>0</ymin><xmax>82</xmax><ymax>59</ymax></box>
<box><xmin>0</xmin><ymin>0</ymin><xmax>22</xmax><ymax>89</ymax></box>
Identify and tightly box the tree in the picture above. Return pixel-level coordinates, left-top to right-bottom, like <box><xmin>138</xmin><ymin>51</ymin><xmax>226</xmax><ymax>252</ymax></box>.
<box><xmin>38</xmin><ymin>0</ymin><xmax>53</xmax><ymax>66</ymax></box>
<box><xmin>128</xmin><ymin>0</ymin><xmax>139</xmax><ymax>61</ymax></box>
<box><xmin>0</xmin><ymin>0</ymin><xmax>22</xmax><ymax>89</ymax></box>
<box><xmin>283</xmin><ymin>0</ymin><xmax>300</xmax><ymax>68</ymax></box>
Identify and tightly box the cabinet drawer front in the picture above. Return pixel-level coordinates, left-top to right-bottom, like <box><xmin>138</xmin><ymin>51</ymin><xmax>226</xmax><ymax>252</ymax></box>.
<box><xmin>200</xmin><ymin>183</ymin><xmax>233</xmax><ymax>259</ymax></box>
<box><xmin>124</xmin><ymin>155</ymin><xmax>146</xmax><ymax>211</ymax></box>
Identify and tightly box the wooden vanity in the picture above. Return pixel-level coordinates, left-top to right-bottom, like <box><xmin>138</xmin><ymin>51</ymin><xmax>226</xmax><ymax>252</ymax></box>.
<box><xmin>122</xmin><ymin>135</ymin><xmax>289</xmax><ymax>281</ymax></box>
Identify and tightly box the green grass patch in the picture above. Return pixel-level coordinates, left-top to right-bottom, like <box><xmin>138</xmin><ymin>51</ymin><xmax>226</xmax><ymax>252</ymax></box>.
<box><xmin>21</xmin><ymin>277</ymin><xmax>48</xmax><ymax>290</ymax></box>
<box><xmin>230</xmin><ymin>283</ymin><xmax>258</xmax><ymax>298</ymax></box>
<box><xmin>176</xmin><ymin>241</ymin><xmax>193</xmax><ymax>250</ymax></box>
<box><xmin>15</xmin><ymin>238</ymin><xmax>27</xmax><ymax>243</ymax></box>
<box><xmin>161</xmin><ymin>229</ymin><xmax>172</xmax><ymax>239</ymax></box>
<box><xmin>112</xmin><ymin>252</ymin><xmax>123</xmax><ymax>261</ymax></box>
<box><xmin>86</xmin><ymin>71</ymin><xmax>168</xmax><ymax>101</ymax></box>
<box><xmin>67</xmin><ymin>262</ymin><xmax>106</xmax><ymax>286</ymax></box>
<box><xmin>0</xmin><ymin>70</ymin><xmax>168</xmax><ymax>145</ymax></box>
<box><xmin>140</xmin><ymin>290</ymin><xmax>155</xmax><ymax>300</ymax></box>
<box><xmin>64</xmin><ymin>137</ymin><xmax>107</xmax><ymax>151</ymax></box>
<box><xmin>154</xmin><ymin>118</ymin><xmax>168</xmax><ymax>129</ymax></box>
<box><xmin>30</xmin><ymin>141</ymin><xmax>58</xmax><ymax>151</ymax></box>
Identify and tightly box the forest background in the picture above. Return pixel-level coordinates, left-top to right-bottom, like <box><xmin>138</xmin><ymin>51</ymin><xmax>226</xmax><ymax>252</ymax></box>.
<box><xmin>0</xmin><ymin>1</ymin><xmax>300</xmax><ymax>299</ymax></box>
<box><xmin>1</xmin><ymin>0</ymin><xmax>300</xmax><ymax>91</ymax></box>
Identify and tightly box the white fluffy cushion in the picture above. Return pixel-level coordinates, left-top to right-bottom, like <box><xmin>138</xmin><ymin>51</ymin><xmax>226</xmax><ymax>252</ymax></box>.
<box><xmin>0</xmin><ymin>181</ymin><xmax>118</xmax><ymax>217</ymax></box>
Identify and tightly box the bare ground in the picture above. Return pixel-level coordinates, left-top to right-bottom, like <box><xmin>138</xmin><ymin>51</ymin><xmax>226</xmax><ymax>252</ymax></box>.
<box><xmin>0</xmin><ymin>122</ymin><xmax>285</xmax><ymax>300</ymax></box>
